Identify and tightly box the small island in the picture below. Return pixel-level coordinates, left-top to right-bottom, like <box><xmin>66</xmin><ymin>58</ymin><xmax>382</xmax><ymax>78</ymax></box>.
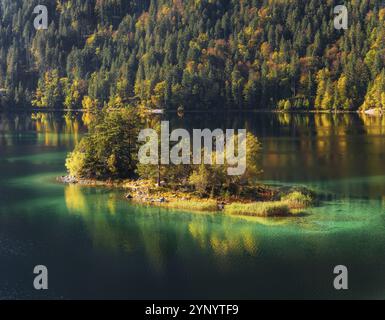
<box><xmin>61</xmin><ymin>107</ymin><xmax>315</xmax><ymax>218</ymax></box>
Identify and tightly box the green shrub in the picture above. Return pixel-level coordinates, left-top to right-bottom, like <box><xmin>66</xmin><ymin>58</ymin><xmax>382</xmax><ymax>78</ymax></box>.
<box><xmin>65</xmin><ymin>149</ymin><xmax>86</xmax><ymax>177</ymax></box>
<box><xmin>281</xmin><ymin>192</ymin><xmax>313</xmax><ymax>209</ymax></box>
<box><xmin>65</xmin><ymin>108</ymin><xmax>140</xmax><ymax>180</ymax></box>
<box><xmin>189</xmin><ymin>164</ymin><xmax>210</xmax><ymax>195</ymax></box>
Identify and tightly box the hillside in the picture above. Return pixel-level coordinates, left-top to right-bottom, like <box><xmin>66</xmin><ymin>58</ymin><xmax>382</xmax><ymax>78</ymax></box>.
<box><xmin>0</xmin><ymin>0</ymin><xmax>385</xmax><ymax>111</ymax></box>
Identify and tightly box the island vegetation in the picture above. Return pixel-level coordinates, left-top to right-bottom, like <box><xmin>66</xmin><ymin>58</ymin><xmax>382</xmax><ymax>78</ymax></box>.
<box><xmin>61</xmin><ymin>107</ymin><xmax>315</xmax><ymax>217</ymax></box>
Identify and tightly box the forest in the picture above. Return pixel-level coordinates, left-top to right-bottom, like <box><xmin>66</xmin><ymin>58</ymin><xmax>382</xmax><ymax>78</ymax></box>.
<box><xmin>0</xmin><ymin>0</ymin><xmax>385</xmax><ymax>111</ymax></box>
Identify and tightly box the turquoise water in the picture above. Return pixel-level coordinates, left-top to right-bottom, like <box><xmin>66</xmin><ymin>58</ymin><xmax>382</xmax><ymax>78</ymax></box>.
<box><xmin>0</xmin><ymin>112</ymin><xmax>385</xmax><ymax>299</ymax></box>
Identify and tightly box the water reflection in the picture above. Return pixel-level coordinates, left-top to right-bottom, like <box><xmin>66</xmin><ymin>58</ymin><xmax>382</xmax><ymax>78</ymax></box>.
<box><xmin>64</xmin><ymin>184</ymin><xmax>262</xmax><ymax>270</ymax></box>
<box><xmin>0</xmin><ymin>112</ymin><xmax>85</xmax><ymax>148</ymax></box>
<box><xmin>188</xmin><ymin>216</ymin><xmax>259</xmax><ymax>256</ymax></box>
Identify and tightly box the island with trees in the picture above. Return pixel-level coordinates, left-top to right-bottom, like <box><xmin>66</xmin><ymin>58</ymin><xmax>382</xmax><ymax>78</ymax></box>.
<box><xmin>61</xmin><ymin>107</ymin><xmax>315</xmax><ymax>217</ymax></box>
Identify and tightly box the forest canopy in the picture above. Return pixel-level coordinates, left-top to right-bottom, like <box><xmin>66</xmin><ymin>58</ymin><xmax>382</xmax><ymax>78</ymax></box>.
<box><xmin>1</xmin><ymin>0</ymin><xmax>385</xmax><ymax>111</ymax></box>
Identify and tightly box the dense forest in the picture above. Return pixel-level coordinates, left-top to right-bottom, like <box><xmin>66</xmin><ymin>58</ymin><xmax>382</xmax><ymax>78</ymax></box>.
<box><xmin>1</xmin><ymin>0</ymin><xmax>385</xmax><ymax>111</ymax></box>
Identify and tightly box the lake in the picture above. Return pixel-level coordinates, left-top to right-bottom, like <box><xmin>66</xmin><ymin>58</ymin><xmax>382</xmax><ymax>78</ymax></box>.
<box><xmin>0</xmin><ymin>111</ymin><xmax>385</xmax><ymax>299</ymax></box>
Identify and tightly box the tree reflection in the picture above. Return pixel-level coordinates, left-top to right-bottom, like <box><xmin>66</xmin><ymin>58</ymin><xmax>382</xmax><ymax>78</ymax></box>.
<box><xmin>64</xmin><ymin>184</ymin><xmax>264</xmax><ymax>273</ymax></box>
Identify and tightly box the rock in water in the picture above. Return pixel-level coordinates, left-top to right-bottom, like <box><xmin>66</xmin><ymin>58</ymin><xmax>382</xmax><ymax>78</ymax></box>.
<box><xmin>57</xmin><ymin>175</ymin><xmax>78</xmax><ymax>184</ymax></box>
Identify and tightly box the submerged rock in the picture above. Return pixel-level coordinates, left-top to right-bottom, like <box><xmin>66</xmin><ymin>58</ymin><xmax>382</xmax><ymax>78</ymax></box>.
<box><xmin>57</xmin><ymin>175</ymin><xmax>78</xmax><ymax>184</ymax></box>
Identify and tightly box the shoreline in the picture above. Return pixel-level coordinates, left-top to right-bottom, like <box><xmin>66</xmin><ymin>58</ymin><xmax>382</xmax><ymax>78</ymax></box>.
<box><xmin>58</xmin><ymin>176</ymin><xmax>315</xmax><ymax>218</ymax></box>
<box><xmin>0</xmin><ymin>108</ymin><xmax>383</xmax><ymax>115</ymax></box>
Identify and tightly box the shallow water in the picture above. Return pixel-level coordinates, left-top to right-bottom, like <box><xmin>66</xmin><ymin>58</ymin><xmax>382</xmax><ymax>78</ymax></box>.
<box><xmin>0</xmin><ymin>111</ymin><xmax>384</xmax><ymax>299</ymax></box>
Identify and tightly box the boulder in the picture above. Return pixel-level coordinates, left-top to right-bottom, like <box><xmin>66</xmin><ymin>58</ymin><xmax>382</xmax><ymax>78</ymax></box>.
<box><xmin>58</xmin><ymin>175</ymin><xmax>78</xmax><ymax>184</ymax></box>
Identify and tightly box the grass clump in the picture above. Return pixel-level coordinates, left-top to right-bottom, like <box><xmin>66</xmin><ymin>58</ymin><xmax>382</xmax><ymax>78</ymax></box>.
<box><xmin>281</xmin><ymin>191</ymin><xmax>313</xmax><ymax>209</ymax></box>
<box><xmin>160</xmin><ymin>199</ymin><xmax>218</xmax><ymax>212</ymax></box>
<box><xmin>224</xmin><ymin>201</ymin><xmax>290</xmax><ymax>217</ymax></box>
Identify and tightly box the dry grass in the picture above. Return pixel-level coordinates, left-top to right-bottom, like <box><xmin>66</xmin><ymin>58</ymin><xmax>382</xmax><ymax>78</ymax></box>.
<box><xmin>159</xmin><ymin>199</ymin><xmax>218</xmax><ymax>212</ymax></box>
<box><xmin>224</xmin><ymin>201</ymin><xmax>290</xmax><ymax>217</ymax></box>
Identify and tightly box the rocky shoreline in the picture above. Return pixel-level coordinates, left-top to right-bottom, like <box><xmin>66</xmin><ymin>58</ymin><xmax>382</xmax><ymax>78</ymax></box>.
<box><xmin>57</xmin><ymin>175</ymin><xmax>316</xmax><ymax>216</ymax></box>
<box><xmin>58</xmin><ymin>175</ymin><xmax>227</xmax><ymax>210</ymax></box>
